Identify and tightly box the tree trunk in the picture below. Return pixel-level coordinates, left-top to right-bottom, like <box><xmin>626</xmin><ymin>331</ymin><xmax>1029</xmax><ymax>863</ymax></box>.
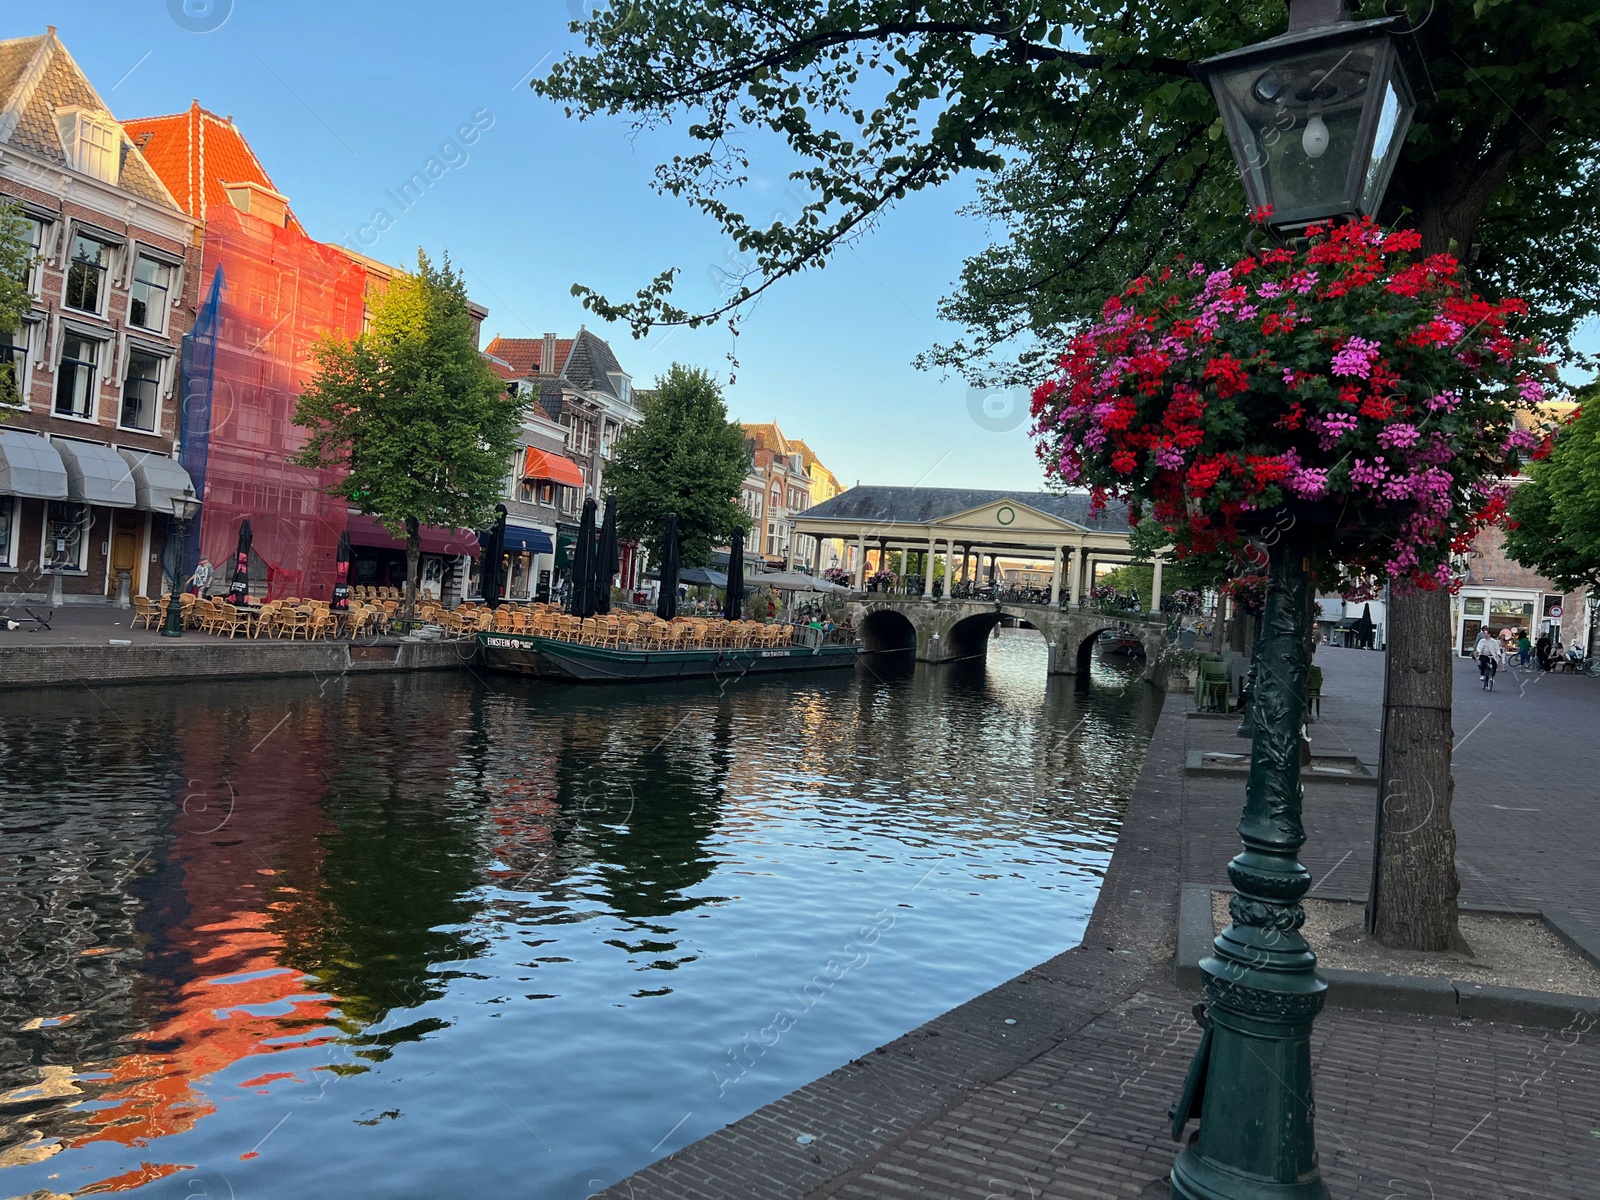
<box><xmin>404</xmin><ymin>517</ymin><xmax>421</xmax><ymax>635</ymax></box>
<box><xmin>1368</xmin><ymin>585</ymin><xmax>1467</xmax><ymax>950</ymax></box>
<box><xmin>1364</xmin><ymin>211</ymin><xmax>1476</xmax><ymax>952</ymax></box>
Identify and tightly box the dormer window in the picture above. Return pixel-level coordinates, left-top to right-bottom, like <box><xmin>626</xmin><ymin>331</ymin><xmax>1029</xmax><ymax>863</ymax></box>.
<box><xmin>222</xmin><ymin>181</ymin><xmax>290</xmax><ymax>229</ymax></box>
<box><xmin>55</xmin><ymin>108</ymin><xmax>121</xmax><ymax>185</ymax></box>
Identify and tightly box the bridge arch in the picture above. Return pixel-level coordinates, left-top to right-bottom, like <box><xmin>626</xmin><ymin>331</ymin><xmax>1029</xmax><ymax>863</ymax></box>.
<box><xmin>859</xmin><ymin>606</ymin><xmax>918</xmax><ymax>655</ymax></box>
<box><xmin>1071</xmin><ymin>620</ymin><xmax>1164</xmax><ymax>673</ymax></box>
<box><xmin>944</xmin><ymin>610</ymin><xmax>1041</xmax><ymax>663</ymax></box>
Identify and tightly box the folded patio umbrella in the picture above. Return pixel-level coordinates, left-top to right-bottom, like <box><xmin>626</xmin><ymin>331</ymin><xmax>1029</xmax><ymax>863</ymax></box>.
<box><xmin>225</xmin><ymin>518</ymin><xmax>252</xmax><ymax>604</ymax></box>
<box><xmin>655</xmin><ymin>512</ymin><xmax>680</xmax><ymax>621</ymax></box>
<box><xmin>480</xmin><ymin>505</ymin><xmax>508</xmax><ymax>609</ymax></box>
<box><xmin>569</xmin><ymin>497</ymin><xmax>598</xmax><ymax>618</ymax></box>
<box><xmin>593</xmin><ymin>494</ymin><xmax>619</xmax><ymax>615</ymax></box>
<box><xmin>331</xmin><ymin>530</ymin><xmax>352</xmax><ymax>611</ymax></box>
<box><xmin>724</xmin><ymin>530</ymin><xmax>744</xmax><ymax>620</ymax></box>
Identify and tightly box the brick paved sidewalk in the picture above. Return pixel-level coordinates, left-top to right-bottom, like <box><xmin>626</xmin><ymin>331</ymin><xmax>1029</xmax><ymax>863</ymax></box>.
<box><xmin>604</xmin><ymin>654</ymin><xmax>1600</xmax><ymax>1199</ymax></box>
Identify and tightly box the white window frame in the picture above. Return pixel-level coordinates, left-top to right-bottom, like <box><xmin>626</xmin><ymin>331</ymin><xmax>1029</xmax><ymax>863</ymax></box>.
<box><xmin>118</xmin><ymin>344</ymin><xmax>169</xmax><ymax>435</ymax></box>
<box><xmin>0</xmin><ymin>318</ymin><xmax>38</xmax><ymax>410</ymax></box>
<box><xmin>42</xmin><ymin>499</ymin><xmax>90</xmax><ymax>573</ymax></box>
<box><xmin>55</xmin><ymin>107</ymin><xmax>122</xmax><ymax>185</ymax></box>
<box><xmin>53</xmin><ymin>328</ymin><xmax>106</xmax><ymax>423</ymax></box>
<box><xmin>62</xmin><ymin>231</ymin><xmax>115</xmax><ymax>318</ymax></box>
<box><xmin>127</xmin><ymin>251</ymin><xmax>177</xmax><ymax>336</ymax></box>
<box><xmin>0</xmin><ymin>493</ymin><xmax>15</xmax><ymax>568</ymax></box>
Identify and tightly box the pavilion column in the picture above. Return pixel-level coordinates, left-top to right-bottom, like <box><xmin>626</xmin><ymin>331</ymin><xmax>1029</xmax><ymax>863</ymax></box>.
<box><xmin>811</xmin><ymin>537</ymin><xmax>821</xmax><ymax>574</ymax></box>
<box><xmin>923</xmin><ymin>537</ymin><xmax>936</xmax><ymax>599</ymax></box>
<box><xmin>1068</xmin><ymin>547</ymin><xmax>1082</xmax><ymax>608</ymax></box>
<box><xmin>1150</xmin><ymin>555</ymin><xmax>1164</xmax><ymax>614</ymax></box>
<box><xmin>854</xmin><ymin>535</ymin><xmax>866</xmax><ymax>588</ymax></box>
<box><xmin>1049</xmin><ymin>545</ymin><xmax>1063</xmax><ymax>607</ymax></box>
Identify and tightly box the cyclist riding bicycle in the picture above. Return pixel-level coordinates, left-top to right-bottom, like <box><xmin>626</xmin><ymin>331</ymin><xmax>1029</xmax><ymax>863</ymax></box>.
<box><xmin>1474</xmin><ymin>630</ymin><xmax>1504</xmax><ymax>689</ymax></box>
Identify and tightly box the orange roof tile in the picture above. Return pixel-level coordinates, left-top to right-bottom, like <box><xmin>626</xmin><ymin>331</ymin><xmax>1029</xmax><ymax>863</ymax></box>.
<box><xmin>123</xmin><ymin>101</ymin><xmax>306</xmax><ymax>235</ymax></box>
<box><xmin>485</xmin><ymin>336</ymin><xmax>572</xmax><ymax>377</ymax></box>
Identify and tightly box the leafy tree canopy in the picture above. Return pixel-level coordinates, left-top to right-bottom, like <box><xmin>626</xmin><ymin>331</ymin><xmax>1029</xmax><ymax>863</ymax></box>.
<box><xmin>605</xmin><ymin>363</ymin><xmax>751</xmax><ymax>567</ymax></box>
<box><xmin>292</xmin><ymin>250</ymin><xmax>525</xmax><ymax>536</ymax></box>
<box><xmin>1504</xmin><ymin>385</ymin><xmax>1600</xmax><ymax>591</ymax></box>
<box><xmin>537</xmin><ymin>0</ymin><xmax>1600</xmax><ymax>381</ymax></box>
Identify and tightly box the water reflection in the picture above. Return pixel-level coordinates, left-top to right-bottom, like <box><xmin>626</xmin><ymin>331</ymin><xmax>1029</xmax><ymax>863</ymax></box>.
<box><xmin>0</xmin><ymin>637</ymin><xmax>1157</xmax><ymax>1197</ymax></box>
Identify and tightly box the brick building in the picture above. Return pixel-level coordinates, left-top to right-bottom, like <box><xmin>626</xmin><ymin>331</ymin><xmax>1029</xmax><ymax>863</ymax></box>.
<box><xmin>0</xmin><ymin>29</ymin><xmax>202</xmax><ymax>604</ymax></box>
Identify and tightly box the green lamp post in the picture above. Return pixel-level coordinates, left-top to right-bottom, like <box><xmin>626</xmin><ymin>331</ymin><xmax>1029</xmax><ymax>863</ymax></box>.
<box><xmin>1168</xmin><ymin>3</ymin><xmax>1431</xmax><ymax>1198</ymax></box>
<box><xmin>160</xmin><ymin>486</ymin><xmax>202</xmax><ymax>639</ymax></box>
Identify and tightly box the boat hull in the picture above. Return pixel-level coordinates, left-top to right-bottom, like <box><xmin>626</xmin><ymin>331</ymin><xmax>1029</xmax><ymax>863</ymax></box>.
<box><xmin>477</xmin><ymin>632</ymin><xmax>860</xmax><ymax>682</ymax></box>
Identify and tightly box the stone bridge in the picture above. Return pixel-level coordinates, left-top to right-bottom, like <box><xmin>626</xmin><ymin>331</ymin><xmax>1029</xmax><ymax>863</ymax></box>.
<box><xmin>847</xmin><ymin>597</ymin><xmax>1189</xmax><ymax>686</ymax></box>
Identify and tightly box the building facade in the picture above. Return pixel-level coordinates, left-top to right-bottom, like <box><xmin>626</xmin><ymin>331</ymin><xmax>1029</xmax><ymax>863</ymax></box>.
<box><xmin>483</xmin><ymin>329</ymin><xmax>644</xmax><ymax>595</ymax></box>
<box><xmin>1452</xmin><ymin>522</ymin><xmax>1591</xmax><ymax>657</ymax></box>
<box><xmin>126</xmin><ymin>102</ymin><xmax>492</xmax><ymax>605</ymax></box>
<box><xmin>740</xmin><ymin>423</ymin><xmax>816</xmax><ymax>570</ymax></box>
<box><xmin>0</xmin><ymin>29</ymin><xmax>203</xmax><ymax>604</ymax></box>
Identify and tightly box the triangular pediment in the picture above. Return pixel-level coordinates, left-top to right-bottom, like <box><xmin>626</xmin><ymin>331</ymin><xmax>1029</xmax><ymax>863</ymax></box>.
<box><xmin>934</xmin><ymin>498</ymin><xmax>1082</xmax><ymax>533</ymax></box>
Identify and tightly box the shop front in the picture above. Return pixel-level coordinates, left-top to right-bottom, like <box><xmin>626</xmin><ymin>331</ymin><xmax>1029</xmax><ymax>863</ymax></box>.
<box><xmin>346</xmin><ymin>514</ymin><xmax>479</xmax><ymax>604</ymax></box>
<box><xmin>1455</xmin><ymin>589</ymin><xmax>1540</xmax><ymax>655</ymax></box>
<box><xmin>0</xmin><ymin>431</ymin><xmax>197</xmax><ymax>604</ymax></box>
<box><xmin>470</xmin><ymin>522</ymin><xmax>555</xmax><ymax>602</ymax></box>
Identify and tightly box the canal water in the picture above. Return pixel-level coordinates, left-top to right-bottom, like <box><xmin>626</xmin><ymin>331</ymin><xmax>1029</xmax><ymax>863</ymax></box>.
<box><xmin>0</xmin><ymin>634</ymin><xmax>1160</xmax><ymax>1198</ymax></box>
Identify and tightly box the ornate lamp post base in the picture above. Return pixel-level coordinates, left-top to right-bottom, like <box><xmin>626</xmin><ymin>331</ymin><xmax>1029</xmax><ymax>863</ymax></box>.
<box><xmin>1170</xmin><ymin>530</ymin><xmax>1327</xmax><ymax>1199</ymax></box>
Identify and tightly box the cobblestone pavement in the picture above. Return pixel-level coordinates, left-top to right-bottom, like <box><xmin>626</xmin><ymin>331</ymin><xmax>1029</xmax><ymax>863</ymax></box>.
<box><xmin>605</xmin><ymin>651</ymin><xmax>1600</xmax><ymax>1199</ymax></box>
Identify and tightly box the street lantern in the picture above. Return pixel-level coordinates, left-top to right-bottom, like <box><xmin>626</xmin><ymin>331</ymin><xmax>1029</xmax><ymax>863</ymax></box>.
<box><xmin>161</xmin><ymin>486</ymin><xmax>201</xmax><ymax>639</ymax></box>
<box><xmin>1195</xmin><ymin>0</ymin><xmax>1430</xmax><ymax>230</ymax></box>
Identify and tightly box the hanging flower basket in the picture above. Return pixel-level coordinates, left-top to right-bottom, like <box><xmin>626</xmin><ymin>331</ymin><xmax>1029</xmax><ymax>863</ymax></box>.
<box><xmin>1030</xmin><ymin>217</ymin><xmax>1551</xmax><ymax>588</ymax></box>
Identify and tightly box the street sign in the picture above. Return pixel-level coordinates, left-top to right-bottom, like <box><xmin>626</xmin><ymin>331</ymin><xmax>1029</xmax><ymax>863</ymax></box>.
<box><xmin>1550</xmin><ymin>605</ymin><xmax>1563</xmax><ymax>618</ymax></box>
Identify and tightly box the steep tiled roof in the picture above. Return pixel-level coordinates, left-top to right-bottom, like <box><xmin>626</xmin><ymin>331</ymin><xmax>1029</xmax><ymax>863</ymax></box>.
<box><xmin>560</xmin><ymin>328</ymin><xmax>623</xmax><ymax>397</ymax></box>
<box><xmin>123</xmin><ymin>101</ymin><xmax>307</xmax><ymax>235</ymax></box>
<box><xmin>0</xmin><ymin>30</ymin><xmax>177</xmax><ymax>210</ymax></box>
<box><xmin>742</xmin><ymin>423</ymin><xmax>789</xmax><ymax>456</ymax></box>
<box><xmin>799</xmin><ymin>486</ymin><xmax>1130</xmax><ymax>530</ymax></box>
<box><xmin>484</xmin><ymin>336</ymin><xmax>572</xmax><ymax>377</ymax></box>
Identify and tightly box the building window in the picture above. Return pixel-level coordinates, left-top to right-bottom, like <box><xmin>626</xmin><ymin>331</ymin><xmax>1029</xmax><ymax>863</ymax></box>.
<box><xmin>57</xmin><ymin>109</ymin><xmax>121</xmax><ymax>184</ymax></box>
<box><xmin>538</xmin><ymin>481</ymin><xmax>554</xmax><ymax>506</ymax></box>
<box><xmin>0</xmin><ymin>494</ymin><xmax>12</xmax><ymax>566</ymax></box>
<box><xmin>11</xmin><ymin>217</ymin><xmax>45</xmax><ymax>294</ymax></box>
<box><xmin>129</xmin><ymin>255</ymin><xmax>173</xmax><ymax>332</ymax></box>
<box><xmin>64</xmin><ymin>234</ymin><xmax>112</xmax><ymax>315</ymax></box>
<box><xmin>54</xmin><ymin>333</ymin><xmax>101</xmax><ymax>419</ymax></box>
<box><xmin>120</xmin><ymin>348</ymin><xmax>164</xmax><ymax>433</ymax></box>
<box><xmin>45</xmin><ymin>500</ymin><xmax>89</xmax><ymax>570</ymax></box>
<box><xmin>0</xmin><ymin>326</ymin><xmax>28</xmax><ymax>406</ymax></box>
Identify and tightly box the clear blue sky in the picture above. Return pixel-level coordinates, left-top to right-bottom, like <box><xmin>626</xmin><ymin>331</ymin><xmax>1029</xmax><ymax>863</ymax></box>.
<box><xmin>23</xmin><ymin>1</ymin><xmax>1043</xmax><ymax>492</ymax></box>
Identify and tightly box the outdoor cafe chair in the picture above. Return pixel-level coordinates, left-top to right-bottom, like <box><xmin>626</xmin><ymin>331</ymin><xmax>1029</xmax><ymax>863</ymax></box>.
<box><xmin>305</xmin><ymin>609</ymin><xmax>333</xmax><ymax>640</ymax></box>
<box><xmin>280</xmin><ymin>606</ymin><xmax>312</xmax><ymax>640</ymax></box>
<box><xmin>131</xmin><ymin>596</ymin><xmax>159</xmax><ymax>630</ymax></box>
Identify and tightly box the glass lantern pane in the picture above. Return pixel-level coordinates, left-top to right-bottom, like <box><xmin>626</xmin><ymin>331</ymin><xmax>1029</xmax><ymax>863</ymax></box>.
<box><xmin>1212</xmin><ymin>40</ymin><xmax>1382</xmax><ymax>224</ymax></box>
<box><xmin>1359</xmin><ymin>78</ymin><xmax>1414</xmax><ymax>215</ymax></box>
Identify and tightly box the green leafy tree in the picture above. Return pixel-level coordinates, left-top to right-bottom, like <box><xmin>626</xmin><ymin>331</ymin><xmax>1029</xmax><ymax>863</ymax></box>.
<box><xmin>1505</xmin><ymin>388</ymin><xmax>1600</xmax><ymax>595</ymax></box>
<box><xmin>0</xmin><ymin>201</ymin><xmax>35</xmax><ymax>408</ymax></box>
<box><xmin>293</xmin><ymin>251</ymin><xmax>525</xmax><ymax>627</ymax></box>
<box><xmin>605</xmin><ymin>364</ymin><xmax>750</xmax><ymax>567</ymax></box>
<box><xmin>537</xmin><ymin>0</ymin><xmax>1600</xmax><ymax>952</ymax></box>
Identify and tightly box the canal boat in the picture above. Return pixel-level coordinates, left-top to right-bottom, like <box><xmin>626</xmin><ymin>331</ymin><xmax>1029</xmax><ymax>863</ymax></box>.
<box><xmin>1097</xmin><ymin>629</ymin><xmax>1147</xmax><ymax>658</ymax></box>
<box><xmin>477</xmin><ymin>629</ymin><xmax>860</xmax><ymax>682</ymax></box>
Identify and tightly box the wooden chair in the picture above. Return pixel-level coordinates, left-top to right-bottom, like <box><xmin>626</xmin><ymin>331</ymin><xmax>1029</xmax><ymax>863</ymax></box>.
<box><xmin>305</xmin><ymin>608</ymin><xmax>333</xmax><ymax>641</ymax></box>
<box><xmin>131</xmin><ymin>596</ymin><xmax>159</xmax><ymax>630</ymax></box>
<box><xmin>279</xmin><ymin>606</ymin><xmax>312</xmax><ymax>640</ymax></box>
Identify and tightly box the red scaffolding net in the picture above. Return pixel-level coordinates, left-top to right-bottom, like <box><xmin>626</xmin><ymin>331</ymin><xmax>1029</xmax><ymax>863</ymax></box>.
<box><xmin>187</xmin><ymin>203</ymin><xmax>367</xmax><ymax>599</ymax></box>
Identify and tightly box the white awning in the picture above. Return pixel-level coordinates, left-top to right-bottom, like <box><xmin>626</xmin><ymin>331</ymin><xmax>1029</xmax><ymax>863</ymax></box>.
<box><xmin>117</xmin><ymin>449</ymin><xmax>199</xmax><ymax>513</ymax></box>
<box><xmin>53</xmin><ymin>439</ymin><xmax>136</xmax><ymax>508</ymax></box>
<box><xmin>0</xmin><ymin>429</ymin><xmax>68</xmax><ymax>500</ymax></box>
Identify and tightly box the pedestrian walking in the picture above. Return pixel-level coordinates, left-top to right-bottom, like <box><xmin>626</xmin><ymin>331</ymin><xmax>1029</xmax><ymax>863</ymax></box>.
<box><xmin>190</xmin><ymin>556</ymin><xmax>214</xmax><ymax>598</ymax></box>
<box><xmin>1517</xmin><ymin>630</ymin><xmax>1531</xmax><ymax>667</ymax></box>
<box><xmin>1536</xmin><ymin>632</ymin><xmax>1553</xmax><ymax>671</ymax></box>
